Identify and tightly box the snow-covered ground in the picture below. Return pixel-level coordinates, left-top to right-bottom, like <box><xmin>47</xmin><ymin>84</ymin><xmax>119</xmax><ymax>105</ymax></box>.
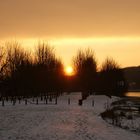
<box><xmin>0</xmin><ymin>92</ymin><xmax>140</xmax><ymax>140</ymax></box>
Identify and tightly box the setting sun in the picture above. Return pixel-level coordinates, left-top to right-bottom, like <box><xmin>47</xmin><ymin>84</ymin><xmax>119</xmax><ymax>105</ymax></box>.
<box><xmin>64</xmin><ymin>66</ymin><xmax>74</xmax><ymax>76</ymax></box>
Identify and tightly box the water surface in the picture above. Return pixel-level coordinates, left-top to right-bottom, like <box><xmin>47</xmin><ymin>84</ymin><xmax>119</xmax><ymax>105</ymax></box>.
<box><xmin>125</xmin><ymin>92</ymin><xmax>140</xmax><ymax>97</ymax></box>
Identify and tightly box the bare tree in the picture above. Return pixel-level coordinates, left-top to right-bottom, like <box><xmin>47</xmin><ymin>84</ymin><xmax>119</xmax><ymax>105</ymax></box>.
<box><xmin>34</xmin><ymin>42</ymin><xmax>64</xmax><ymax>93</ymax></box>
<box><xmin>3</xmin><ymin>42</ymin><xmax>32</xmax><ymax>96</ymax></box>
<box><xmin>100</xmin><ymin>57</ymin><xmax>127</xmax><ymax>97</ymax></box>
<box><xmin>73</xmin><ymin>48</ymin><xmax>97</xmax><ymax>75</ymax></box>
<box><xmin>35</xmin><ymin>43</ymin><xmax>56</xmax><ymax>66</ymax></box>
<box><xmin>5</xmin><ymin>42</ymin><xmax>31</xmax><ymax>75</ymax></box>
<box><xmin>100</xmin><ymin>57</ymin><xmax>120</xmax><ymax>72</ymax></box>
<box><xmin>0</xmin><ymin>46</ymin><xmax>8</xmax><ymax>79</ymax></box>
<box><xmin>73</xmin><ymin>48</ymin><xmax>97</xmax><ymax>98</ymax></box>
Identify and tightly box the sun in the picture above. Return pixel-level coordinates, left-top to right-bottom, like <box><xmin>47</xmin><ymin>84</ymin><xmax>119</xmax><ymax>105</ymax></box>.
<box><xmin>64</xmin><ymin>66</ymin><xmax>74</xmax><ymax>76</ymax></box>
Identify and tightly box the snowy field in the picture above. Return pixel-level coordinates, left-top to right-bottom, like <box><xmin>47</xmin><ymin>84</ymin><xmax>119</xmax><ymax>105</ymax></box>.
<box><xmin>0</xmin><ymin>92</ymin><xmax>140</xmax><ymax>140</ymax></box>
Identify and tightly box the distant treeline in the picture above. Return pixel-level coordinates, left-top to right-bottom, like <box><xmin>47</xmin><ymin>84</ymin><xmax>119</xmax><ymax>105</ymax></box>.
<box><xmin>0</xmin><ymin>42</ymin><xmax>127</xmax><ymax>99</ymax></box>
<box><xmin>123</xmin><ymin>66</ymin><xmax>140</xmax><ymax>90</ymax></box>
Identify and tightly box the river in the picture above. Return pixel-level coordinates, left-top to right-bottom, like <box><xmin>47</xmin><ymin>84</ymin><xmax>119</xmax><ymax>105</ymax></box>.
<box><xmin>125</xmin><ymin>92</ymin><xmax>140</xmax><ymax>97</ymax></box>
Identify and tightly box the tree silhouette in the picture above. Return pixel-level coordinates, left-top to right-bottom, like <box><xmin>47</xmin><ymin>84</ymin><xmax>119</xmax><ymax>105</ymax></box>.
<box><xmin>34</xmin><ymin>43</ymin><xmax>64</xmax><ymax>94</ymax></box>
<box><xmin>4</xmin><ymin>43</ymin><xmax>32</xmax><ymax>96</ymax></box>
<box><xmin>0</xmin><ymin>46</ymin><xmax>8</xmax><ymax>97</ymax></box>
<box><xmin>100</xmin><ymin>57</ymin><xmax>127</xmax><ymax>97</ymax></box>
<box><xmin>0</xmin><ymin>46</ymin><xmax>8</xmax><ymax>80</ymax></box>
<box><xmin>73</xmin><ymin>48</ymin><xmax>97</xmax><ymax>99</ymax></box>
<box><xmin>1</xmin><ymin>42</ymin><xmax>64</xmax><ymax>98</ymax></box>
<box><xmin>0</xmin><ymin>41</ymin><xmax>128</xmax><ymax>99</ymax></box>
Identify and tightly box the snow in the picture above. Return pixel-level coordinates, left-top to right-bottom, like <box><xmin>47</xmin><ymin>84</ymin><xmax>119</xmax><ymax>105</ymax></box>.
<box><xmin>0</xmin><ymin>92</ymin><xmax>140</xmax><ymax>140</ymax></box>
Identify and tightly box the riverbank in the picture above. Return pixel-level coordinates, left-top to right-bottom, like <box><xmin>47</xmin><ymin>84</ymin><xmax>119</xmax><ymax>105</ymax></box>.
<box><xmin>101</xmin><ymin>96</ymin><xmax>140</xmax><ymax>134</ymax></box>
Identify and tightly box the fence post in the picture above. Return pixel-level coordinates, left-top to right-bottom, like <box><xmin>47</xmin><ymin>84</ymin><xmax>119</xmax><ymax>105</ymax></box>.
<box><xmin>13</xmin><ymin>99</ymin><xmax>16</xmax><ymax>106</ymax></box>
<box><xmin>41</xmin><ymin>96</ymin><xmax>43</xmax><ymax>101</ymax></box>
<box><xmin>55</xmin><ymin>97</ymin><xmax>57</xmax><ymax>105</ymax></box>
<box><xmin>92</xmin><ymin>100</ymin><xmax>94</xmax><ymax>107</ymax></box>
<box><xmin>25</xmin><ymin>99</ymin><xmax>27</xmax><ymax>105</ymax></box>
<box><xmin>68</xmin><ymin>98</ymin><xmax>70</xmax><ymax>105</ymax></box>
<box><xmin>45</xmin><ymin>98</ymin><xmax>48</xmax><ymax>104</ymax></box>
<box><xmin>2</xmin><ymin>99</ymin><xmax>4</xmax><ymax>106</ymax></box>
<box><xmin>6</xmin><ymin>97</ymin><xmax>8</xmax><ymax>102</ymax></box>
<box><xmin>32</xmin><ymin>97</ymin><xmax>34</xmax><ymax>102</ymax></box>
<box><xmin>36</xmin><ymin>98</ymin><xmax>38</xmax><ymax>105</ymax></box>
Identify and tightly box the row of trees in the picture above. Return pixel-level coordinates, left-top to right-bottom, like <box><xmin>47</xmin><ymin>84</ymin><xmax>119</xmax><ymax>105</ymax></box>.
<box><xmin>0</xmin><ymin>42</ymin><xmax>64</xmax><ymax>98</ymax></box>
<box><xmin>73</xmin><ymin>49</ymin><xmax>127</xmax><ymax>99</ymax></box>
<box><xmin>0</xmin><ymin>42</ymin><xmax>127</xmax><ymax>98</ymax></box>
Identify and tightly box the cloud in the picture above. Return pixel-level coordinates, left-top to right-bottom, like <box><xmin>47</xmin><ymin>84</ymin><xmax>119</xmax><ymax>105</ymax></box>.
<box><xmin>0</xmin><ymin>0</ymin><xmax>140</xmax><ymax>38</ymax></box>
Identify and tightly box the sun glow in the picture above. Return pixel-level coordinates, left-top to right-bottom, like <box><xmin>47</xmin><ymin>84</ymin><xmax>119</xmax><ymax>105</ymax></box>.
<box><xmin>1</xmin><ymin>37</ymin><xmax>140</xmax><ymax>68</ymax></box>
<box><xmin>64</xmin><ymin>66</ymin><xmax>74</xmax><ymax>76</ymax></box>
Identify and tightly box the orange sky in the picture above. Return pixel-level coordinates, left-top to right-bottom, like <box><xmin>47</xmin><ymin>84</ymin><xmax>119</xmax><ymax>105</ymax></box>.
<box><xmin>0</xmin><ymin>0</ymin><xmax>140</xmax><ymax>67</ymax></box>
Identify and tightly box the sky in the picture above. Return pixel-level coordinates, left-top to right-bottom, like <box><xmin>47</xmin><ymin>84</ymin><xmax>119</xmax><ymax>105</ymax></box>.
<box><xmin>0</xmin><ymin>0</ymin><xmax>140</xmax><ymax>67</ymax></box>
